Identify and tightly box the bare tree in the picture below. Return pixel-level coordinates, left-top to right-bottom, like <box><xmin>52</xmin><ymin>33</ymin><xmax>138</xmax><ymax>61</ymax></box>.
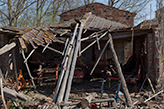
<box><xmin>156</xmin><ymin>0</ymin><xmax>163</xmax><ymax>9</ymax></box>
<box><xmin>0</xmin><ymin>0</ymin><xmax>36</xmax><ymax>26</ymax></box>
<box><xmin>108</xmin><ymin>0</ymin><xmax>152</xmax><ymax>13</ymax></box>
<box><xmin>84</xmin><ymin>0</ymin><xmax>95</xmax><ymax>5</ymax></box>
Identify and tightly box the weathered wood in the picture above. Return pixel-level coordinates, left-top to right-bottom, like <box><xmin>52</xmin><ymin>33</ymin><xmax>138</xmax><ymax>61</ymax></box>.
<box><xmin>29</xmin><ymin>39</ymin><xmax>37</xmax><ymax>49</ymax></box>
<box><xmin>63</xmin><ymin>21</ymin><xmax>85</xmax><ymax>105</ymax></box>
<box><xmin>12</xmin><ymin>49</ymin><xmax>18</xmax><ymax>84</ymax></box>
<box><xmin>21</xmin><ymin>49</ymin><xmax>36</xmax><ymax>90</ymax></box>
<box><xmin>24</xmin><ymin>48</ymin><xmax>36</xmax><ymax>63</ymax></box>
<box><xmin>3</xmin><ymin>87</ymin><xmax>28</xmax><ymax>101</ymax></box>
<box><xmin>56</xmin><ymin>43</ymin><xmax>74</xmax><ymax>103</ymax></box>
<box><xmin>18</xmin><ymin>38</ymin><xmax>27</xmax><ymax>49</ymax></box>
<box><xmin>108</xmin><ymin>33</ymin><xmax>132</xmax><ymax>106</ymax></box>
<box><xmin>53</xmin><ymin>23</ymin><xmax>79</xmax><ymax>103</ymax></box>
<box><xmin>61</xmin><ymin>98</ymin><xmax>116</xmax><ymax>107</ymax></box>
<box><xmin>96</xmin><ymin>35</ymin><xmax>101</xmax><ymax>50</ymax></box>
<box><xmin>0</xmin><ymin>42</ymin><xmax>16</xmax><ymax>55</ymax></box>
<box><xmin>62</xmin><ymin>38</ymin><xmax>69</xmax><ymax>55</ymax></box>
<box><xmin>80</xmin><ymin>33</ymin><xmax>100</xmax><ymax>41</ymax></box>
<box><xmin>0</xmin><ymin>78</ymin><xmax>7</xmax><ymax>109</ymax></box>
<box><xmin>41</xmin><ymin>44</ymin><xmax>62</xmax><ymax>55</ymax></box>
<box><xmin>80</xmin><ymin>31</ymin><xmax>108</xmax><ymax>54</ymax></box>
<box><xmin>144</xmin><ymin>90</ymin><xmax>164</xmax><ymax>102</ymax></box>
<box><xmin>0</xmin><ymin>69</ymin><xmax>6</xmax><ymax>83</ymax></box>
<box><xmin>90</xmin><ymin>37</ymin><xmax>110</xmax><ymax>75</ymax></box>
<box><xmin>148</xmin><ymin>78</ymin><xmax>156</xmax><ymax>94</ymax></box>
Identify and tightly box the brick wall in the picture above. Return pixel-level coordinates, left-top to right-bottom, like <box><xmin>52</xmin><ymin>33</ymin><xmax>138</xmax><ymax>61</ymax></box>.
<box><xmin>124</xmin><ymin>38</ymin><xmax>132</xmax><ymax>63</ymax></box>
<box><xmin>60</xmin><ymin>3</ymin><xmax>135</xmax><ymax>26</ymax></box>
<box><xmin>147</xmin><ymin>33</ymin><xmax>156</xmax><ymax>82</ymax></box>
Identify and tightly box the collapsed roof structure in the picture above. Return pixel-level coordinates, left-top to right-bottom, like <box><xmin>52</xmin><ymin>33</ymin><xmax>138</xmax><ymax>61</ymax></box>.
<box><xmin>0</xmin><ymin>12</ymin><xmax>162</xmax><ymax>108</ymax></box>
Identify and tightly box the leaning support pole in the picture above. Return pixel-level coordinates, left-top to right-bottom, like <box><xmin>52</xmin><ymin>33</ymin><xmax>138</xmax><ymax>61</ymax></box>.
<box><xmin>12</xmin><ymin>49</ymin><xmax>18</xmax><ymax>84</ymax></box>
<box><xmin>0</xmin><ymin>42</ymin><xmax>16</xmax><ymax>56</ymax></box>
<box><xmin>53</xmin><ymin>23</ymin><xmax>79</xmax><ymax>103</ymax></box>
<box><xmin>56</xmin><ymin>43</ymin><xmax>74</xmax><ymax>103</ymax></box>
<box><xmin>90</xmin><ymin>34</ymin><xmax>110</xmax><ymax>75</ymax></box>
<box><xmin>21</xmin><ymin>49</ymin><xmax>36</xmax><ymax>90</ymax></box>
<box><xmin>108</xmin><ymin>33</ymin><xmax>132</xmax><ymax>106</ymax></box>
<box><xmin>0</xmin><ymin>78</ymin><xmax>7</xmax><ymax>109</ymax></box>
<box><xmin>63</xmin><ymin>21</ymin><xmax>85</xmax><ymax>106</ymax></box>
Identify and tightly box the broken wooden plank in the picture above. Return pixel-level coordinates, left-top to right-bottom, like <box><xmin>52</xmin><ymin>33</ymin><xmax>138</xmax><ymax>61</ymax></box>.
<box><xmin>80</xmin><ymin>31</ymin><xmax>108</xmax><ymax>54</ymax></box>
<box><xmin>12</xmin><ymin>49</ymin><xmax>18</xmax><ymax>85</ymax></box>
<box><xmin>42</xmin><ymin>43</ymin><xmax>50</xmax><ymax>53</ymax></box>
<box><xmin>53</xmin><ymin>23</ymin><xmax>79</xmax><ymax>103</ymax></box>
<box><xmin>41</xmin><ymin>45</ymin><xmax>62</xmax><ymax>55</ymax></box>
<box><xmin>148</xmin><ymin>78</ymin><xmax>156</xmax><ymax>94</ymax></box>
<box><xmin>90</xmin><ymin>37</ymin><xmax>110</xmax><ymax>75</ymax></box>
<box><xmin>64</xmin><ymin>21</ymin><xmax>85</xmax><ymax>105</ymax></box>
<box><xmin>0</xmin><ymin>69</ymin><xmax>5</xmax><ymax>83</ymax></box>
<box><xmin>24</xmin><ymin>48</ymin><xmax>36</xmax><ymax>63</ymax></box>
<box><xmin>0</xmin><ymin>78</ymin><xmax>7</xmax><ymax>109</ymax></box>
<box><xmin>2</xmin><ymin>87</ymin><xmax>28</xmax><ymax>101</ymax></box>
<box><xmin>18</xmin><ymin>38</ymin><xmax>26</xmax><ymax>49</ymax></box>
<box><xmin>144</xmin><ymin>90</ymin><xmax>164</xmax><ymax>102</ymax></box>
<box><xmin>0</xmin><ymin>42</ymin><xmax>16</xmax><ymax>55</ymax></box>
<box><xmin>21</xmin><ymin>49</ymin><xmax>36</xmax><ymax>90</ymax></box>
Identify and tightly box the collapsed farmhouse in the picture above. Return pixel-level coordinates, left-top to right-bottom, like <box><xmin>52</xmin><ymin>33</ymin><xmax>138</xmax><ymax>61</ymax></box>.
<box><xmin>0</xmin><ymin>2</ymin><xmax>164</xmax><ymax>109</ymax></box>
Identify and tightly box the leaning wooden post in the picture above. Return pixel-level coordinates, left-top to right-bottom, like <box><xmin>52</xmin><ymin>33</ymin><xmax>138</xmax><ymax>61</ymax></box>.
<box><xmin>12</xmin><ymin>49</ymin><xmax>18</xmax><ymax>85</ymax></box>
<box><xmin>63</xmin><ymin>20</ymin><xmax>86</xmax><ymax>106</ymax></box>
<box><xmin>53</xmin><ymin>23</ymin><xmax>79</xmax><ymax>103</ymax></box>
<box><xmin>21</xmin><ymin>49</ymin><xmax>36</xmax><ymax>90</ymax></box>
<box><xmin>108</xmin><ymin>33</ymin><xmax>132</xmax><ymax>106</ymax></box>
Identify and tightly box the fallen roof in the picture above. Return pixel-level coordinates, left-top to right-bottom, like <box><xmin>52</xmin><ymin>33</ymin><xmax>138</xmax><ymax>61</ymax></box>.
<box><xmin>0</xmin><ymin>13</ymin><xmax>128</xmax><ymax>48</ymax></box>
<box><xmin>51</xmin><ymin>13</ymin><xmax>128</xmax><ymax>31</ymax></box>
<box><xmin>0</xmin><ymin>12</ymin><xmax>156</xmax><ymax>49</ymax></box>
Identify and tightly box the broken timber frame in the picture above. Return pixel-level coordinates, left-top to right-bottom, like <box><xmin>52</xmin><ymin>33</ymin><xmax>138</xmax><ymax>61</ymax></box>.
<box><xmin>90</xmin><ymin>32</ymin><xmax>132</xmax><ymax>106</ymax></box>
<box><xmin>53</xmin><ymin>23</ymin><xmax>79</xmax><ymax>103</ymax></box>
<box><xmin>53</xmin><ymin>13</ymin><xmax>92</xmax><ymax>107</ymax></box>
<box><xmin>21</xmin><ymin>49</ymin><xmax>36</xmax><ymax>90</ymax></box>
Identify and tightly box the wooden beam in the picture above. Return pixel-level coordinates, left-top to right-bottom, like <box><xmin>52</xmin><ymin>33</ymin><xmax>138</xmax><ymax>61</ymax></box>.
<box><xmin>41</xmin><ymin>44</ymin><xmax>62</xmax><ymax>55</ymax></box>
<box><xmin>108</xmin><ymin>33</ymin><xmax>132</xmax><ymax>106</ymax></box>
<box><xmin>63</xmin><ymin>21</ymin><xmax>85</xmax><ymax>105</ymax></box>
<box><xmin>144</xmin><ymin>90</ymin><xmax>164</xmax><ymax>102</ymax></box>
<box><xmin>0</xmin><ymin>42</ymin><xmax>16</xmax><ymax>55</ymax></box>
<box><xmin>21</xmin><ymin>49</ymin><xmax>36</xmax><ymax>90</ymax></box>
<box><xmin>53</xmin><ymin>23</ymin><xmax>79</xmax><ymax>103</ymax></box>
<box><xmin>0</xmin><ymin>78</ymin><xmax>7</xmax><ymax>109</ymax></box>
<box><xmin>80</xmin><ymin>31</ymin><xmax>108</xmax><ymax>54</ymax></box>
<box><xmin>0</xmin><ymin>69</ymin><xmax>5</xmax><ymax>83</ymax></box>
<box><xmin>12</xmin><ymin>49</ymin><xmax>18</xmax><ymax>85</ymax></box>
<box><xmin>90</xmin><ymin>37</ymin><xmax>110</xmax><ymax>75</ymax></box>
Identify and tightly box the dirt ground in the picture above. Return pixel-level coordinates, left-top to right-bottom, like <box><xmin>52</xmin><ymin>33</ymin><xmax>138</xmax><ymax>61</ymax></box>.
<box><xmin>16</xmin><ymin>78</ymin><xmax>164</xmax><ymax>109</ymax></box>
